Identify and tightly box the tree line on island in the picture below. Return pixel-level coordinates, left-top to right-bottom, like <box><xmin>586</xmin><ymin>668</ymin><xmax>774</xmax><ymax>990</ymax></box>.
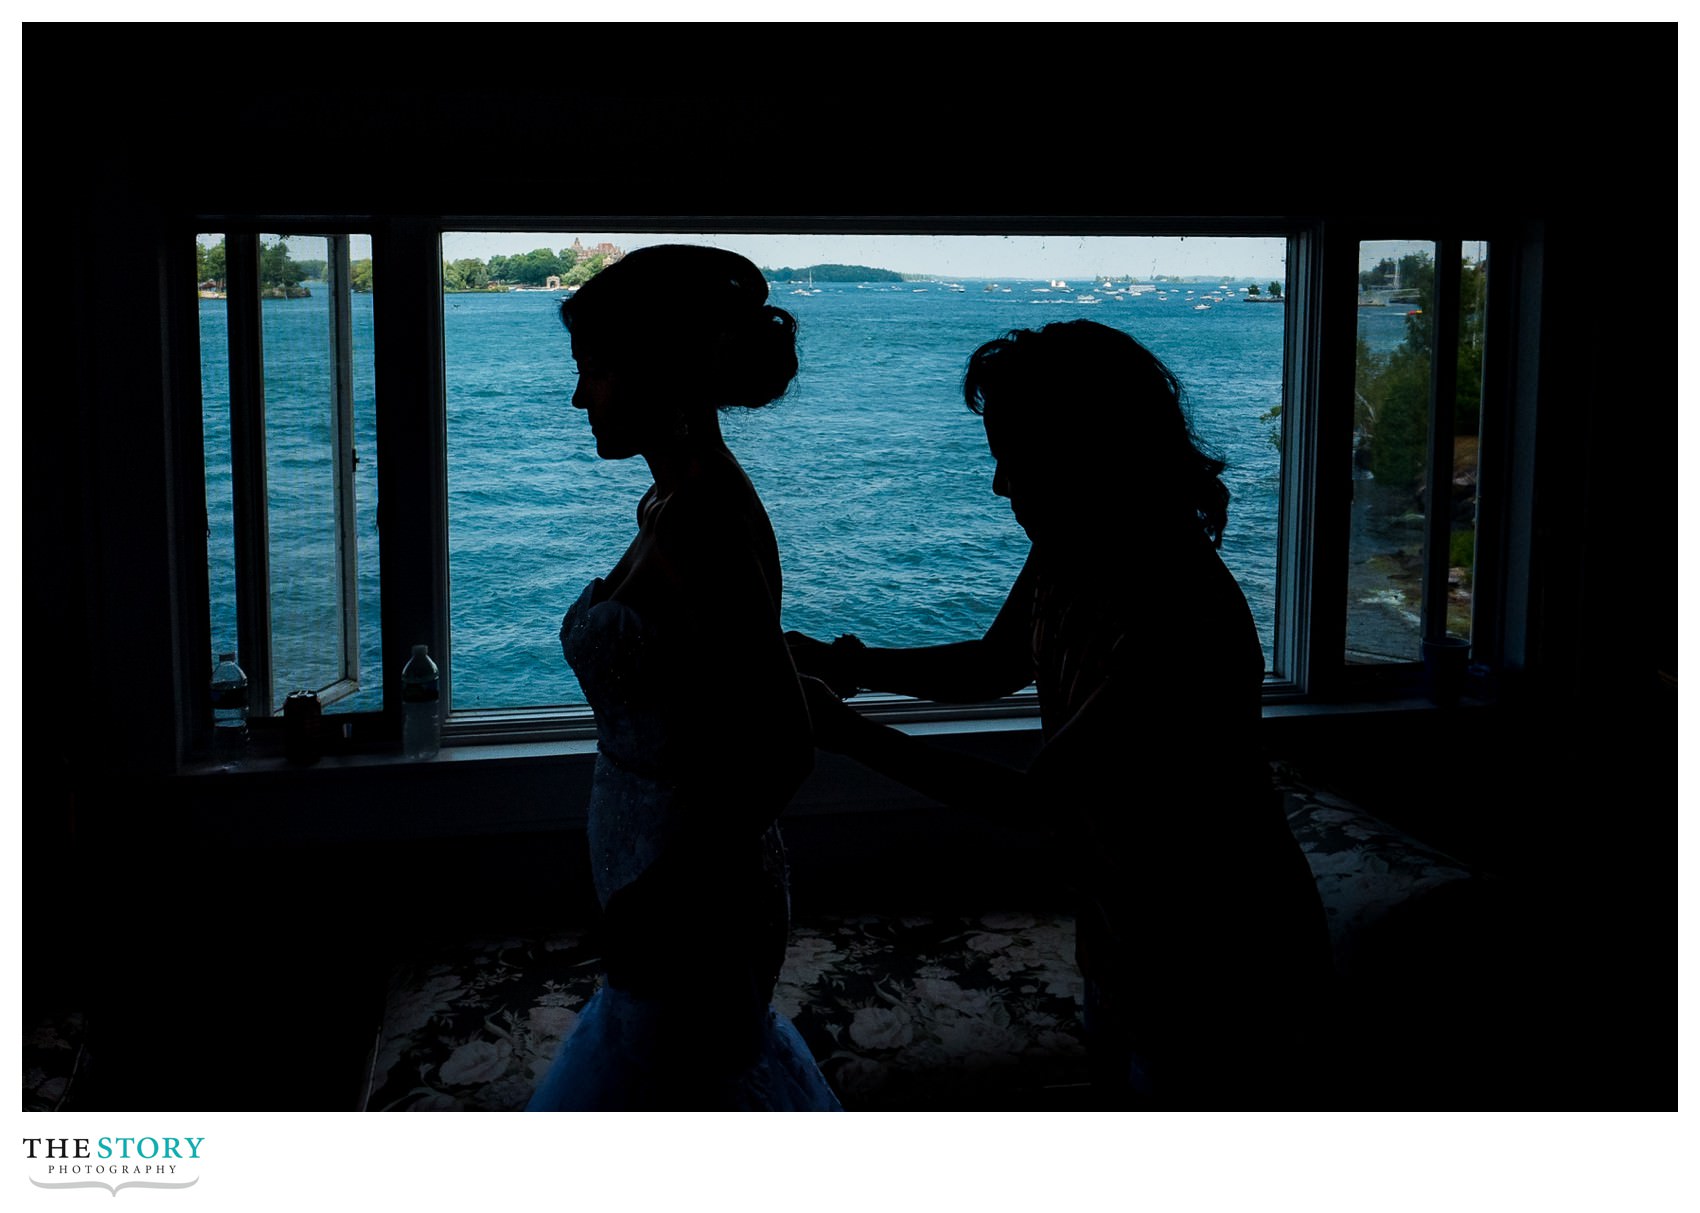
<box><xmin>196</xmin><ymin>239</ymin><xmax>922</xmax><ymax>295</ymax></box>
<box><xmin>196</xmin><ymin>238</ymin><xmax>371</xmax><ymax>296</ymax></box>
<box><xmin>196</xmin><ymin>241</ymin><xmax>1287</xmax><ymax>302</ymax></box>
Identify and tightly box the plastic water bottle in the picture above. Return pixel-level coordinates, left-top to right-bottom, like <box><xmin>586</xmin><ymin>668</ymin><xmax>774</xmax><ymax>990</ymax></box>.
<box><xmin>210</xmin><ymin>652</ymin><xmax>249</xmax><ymax>762</ymax></box>
<box><xmin>402</xmin><ymin>644</ymin><xmax>441</xmax><ymax>759</ymax></box>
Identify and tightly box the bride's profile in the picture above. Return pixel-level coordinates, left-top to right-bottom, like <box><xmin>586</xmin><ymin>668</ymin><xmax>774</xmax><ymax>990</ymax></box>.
<box><xmin>525</xmin><ymin>244</ymin><xmax>841</xmax><ymax>1111</ymax></box>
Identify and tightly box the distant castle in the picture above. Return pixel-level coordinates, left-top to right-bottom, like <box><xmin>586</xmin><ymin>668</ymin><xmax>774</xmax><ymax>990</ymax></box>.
<box><xmin>569</xmin><ymin>238</ymin><xmax>624</xmax><ymax>264</ymax></box>
<box><xmin>544</xmin><ymin>240</ymin><xmax>625</xmax><ymax>291</ymax></box>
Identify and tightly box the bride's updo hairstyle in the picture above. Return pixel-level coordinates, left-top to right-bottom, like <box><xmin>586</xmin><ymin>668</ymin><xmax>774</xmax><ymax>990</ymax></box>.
<box><xmin>561</xmin><ymin>243</ymin><xmax>799</xmax><ymax>410</ymax></box>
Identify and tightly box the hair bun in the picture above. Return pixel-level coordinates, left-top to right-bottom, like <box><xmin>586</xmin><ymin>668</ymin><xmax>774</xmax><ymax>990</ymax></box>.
<box><xmin>562</xmin><ymin>244</ymin><xmax>800</xmax><ymax>408</ymax></box>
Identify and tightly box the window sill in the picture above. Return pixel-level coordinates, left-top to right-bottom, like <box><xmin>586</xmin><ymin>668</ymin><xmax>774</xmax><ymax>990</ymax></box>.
<box><xmin>163</xmin><ymin>692</ymin><xmax>1494</xmax><ymax>848</ymax></box>
<box><xmin>182</xmin><ymin>690</ymin><xmax>1492</xmax><ymax>778</ymax></box>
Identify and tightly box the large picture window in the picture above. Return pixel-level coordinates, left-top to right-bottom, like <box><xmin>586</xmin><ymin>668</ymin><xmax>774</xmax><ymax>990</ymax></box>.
<box><xmin>186</xmin><ymin>218</ymin><xmax>1508</xmax><ymax>751</ymax></box>
<box><xmin>439</xmin><ymin>232</ymin><xmax>1288</xmax><ymax>711</ymax></box>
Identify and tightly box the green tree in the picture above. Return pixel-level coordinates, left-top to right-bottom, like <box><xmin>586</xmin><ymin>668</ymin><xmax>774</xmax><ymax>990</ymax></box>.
<box><xmin>259</xmin><ymin>239</ymin><xmax>307</xmax><ymax>290</ymax></box>
<box><xmin>442</xmin><ymin>257</ymin><xmax>489</xmax><ymax>292</ymax></box>
<box><xmin>1247</xmin><ymin>282</ymin><xmax>1261</xmax><ymax>296</ymax></box>
<box><xmin>350</xmin><ymin>259</ymin><xmax>374</xmax><ymax>293</ymax></box>
<box><xmin>1268</xmin><ymin>280</ymin><xmax>1282</xmax><ymax>298</ymax></box>
<box><xmin>487</xmin><ymin>247</ymin><xmax>564</xmax><ymax>287</ymax></box>
<box><xmin>197</xmin><ymin>238</ymin><xmax>226</xmax><ymax>286</ymax></box>
<box><xmin>1355</xmin><ymin>251</ymin><xmax>1487</xmax><ymax>487</ymax></box>
<box><xmin>1359</xmin><ymin>334</ymin><xmax>1429</xmax><ymax>487</ymax></box>
<box><xmin>562</xmin><ymin>253</ymin><xmax>605</xmax><ymax>287</ymax></box>
<box><xmin>1359</xmin><ymin>258</ymin><xmax>1396</xmax><ymax>291</ymax></box>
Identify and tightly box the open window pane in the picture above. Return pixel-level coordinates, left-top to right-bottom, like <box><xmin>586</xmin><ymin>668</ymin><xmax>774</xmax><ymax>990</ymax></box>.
<box><xmin>443</xmin><ymin>232</ymin><xmax>1288</xmax><ymax>711</ymax></box>
<box><xmin>260</xmin><ymin>234</ymin><xmax>346</xmax><ymax>707</ymax></box>
<box><xmin>1346</xmin><ymin>240</ymin><xmax>1437</xmax><ymax>665</ymax></box>
<box><xmin>1346</xmin><ymin>240</ymin><xmax>1487</xmax><ymax>666</ymax></box>
<box><xmin>200</xmin><ymin>233</ymin><xmax>381</xmax><ymax>719</ymax></box>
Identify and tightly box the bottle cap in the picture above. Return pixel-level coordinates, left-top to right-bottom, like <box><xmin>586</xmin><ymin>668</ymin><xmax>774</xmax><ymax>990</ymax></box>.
<box><xmin>219</xmin><ymin>652</ymin><xmax>236</xmax><ymax>663</ymax></box>
<box><xmin>412</xmin><ymin>643</ymin><xmax>429</xmax><ymax>656</ymax></box>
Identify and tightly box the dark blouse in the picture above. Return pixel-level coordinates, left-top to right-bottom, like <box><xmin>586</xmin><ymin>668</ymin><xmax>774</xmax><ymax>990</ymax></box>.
<box><xmin>1022</xmin><ymin>533</ymin><xmax>1332</xmax><ymax>1049</ymax></box>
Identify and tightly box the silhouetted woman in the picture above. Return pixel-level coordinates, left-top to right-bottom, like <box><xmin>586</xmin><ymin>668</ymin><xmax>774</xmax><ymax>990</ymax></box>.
<box><xmin>789</xmin><ymin>319</ymin><xmax>1332</xmax><ymax>1108</ymax></box>
<box><xmin>526</xmin><ymin>245</ymin><xmax>840</xmax><ymax>1111</ymax></box>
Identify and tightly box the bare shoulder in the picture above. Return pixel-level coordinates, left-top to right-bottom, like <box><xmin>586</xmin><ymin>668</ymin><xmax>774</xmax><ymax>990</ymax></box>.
<box><xmin>643</xmin><ymin>460</ymin><xmax>782</xmax><ymax>608</ymax></box>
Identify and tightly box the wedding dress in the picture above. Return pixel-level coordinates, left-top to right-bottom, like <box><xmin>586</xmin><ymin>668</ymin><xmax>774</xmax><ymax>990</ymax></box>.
<box><xmin>526</xmin><ymin>578</ymin><xmax>842</xmax><ymax>1111</ymax></box>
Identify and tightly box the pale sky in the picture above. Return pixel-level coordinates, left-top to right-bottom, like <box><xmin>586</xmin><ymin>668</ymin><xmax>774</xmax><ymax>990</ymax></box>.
<box><xmin>259</xmin><ymin>232</ymin><xmax>1479</xmax><ymax>283</ymax></box>
<box><xmin>438</xmin><ymin>232</ymin><xmax>1286</xmax><ymax>281</ymax></box>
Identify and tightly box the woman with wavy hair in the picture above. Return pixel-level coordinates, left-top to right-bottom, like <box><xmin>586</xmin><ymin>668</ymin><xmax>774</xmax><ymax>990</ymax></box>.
<box><xmin>790</xmin><ymin>319</ymin><xmax>1332</xmax><ymax>1108</ymax></box>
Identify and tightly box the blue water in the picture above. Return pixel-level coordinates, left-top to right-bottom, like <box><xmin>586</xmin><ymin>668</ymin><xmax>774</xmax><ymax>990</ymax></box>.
<box><xmin>204</xmin><ymin>280</ymin><xmax>1291</xmax><ymax>713</ymax></box>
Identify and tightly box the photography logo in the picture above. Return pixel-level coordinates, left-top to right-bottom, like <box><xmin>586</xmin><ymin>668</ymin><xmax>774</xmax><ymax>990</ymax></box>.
<box><xmin>23</xmin><ymin>1137</ymin><xmax>203</xmax><ymax>1196</ymax></box>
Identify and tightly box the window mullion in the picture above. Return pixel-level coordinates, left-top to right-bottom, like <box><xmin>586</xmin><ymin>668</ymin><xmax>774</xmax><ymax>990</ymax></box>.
<box><xmin>224</xmin><ymin>232</ymin><xmax>274</xmax><ymax>719</ymax></box>
<box><xmin>372</xmin><ymin>221</ymin><xmax>450</xmax><ymax>729</ymax></box>
<box><xmin>1471</xmin><ymin>232</ymin><xmax>1524</xmax><ymax>674</ymax></box>
<box><xmin>167</xmin><ymin>230</ymin><xmax>217</xmax><ymax>764</ymax></box>
<box><xmin>1422</xmin><ymin>238</ymin><xmax>1463</xmax><ymax>644</ymax></box>
<box><xmin>323</xmin><ymin>234</ymin><xmax>361</xmax><ymax>703</ymax></box>
<box><xmin>1303</xmin><ymin>221</ymin><xmax>1364</xmax><ymax>699</ymax></box>
<box><xmin>1272</xmin><ymin>227</ymin><xmax>1322</xmax><ymax>695</ymax></box>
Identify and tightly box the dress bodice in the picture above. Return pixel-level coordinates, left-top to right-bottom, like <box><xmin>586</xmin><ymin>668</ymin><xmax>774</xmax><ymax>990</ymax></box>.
<box><xmin>533</xmin><ymin>578</ymin><xmax>828</xmax><ymax>1109</ymax></box>
<box><xmin>561</xmin><ymin>578</ymin><xmax>791</xmax><ymax>944</ymax></box>
<box><xmin>562</xmin><ymin>577</ymin><xmax>689</xmax><ymax>905</ymax></box>
<box><xmin>562</xmin><ymin>577</ymin><xmax>683</xmax><ymax>782</ymax></box>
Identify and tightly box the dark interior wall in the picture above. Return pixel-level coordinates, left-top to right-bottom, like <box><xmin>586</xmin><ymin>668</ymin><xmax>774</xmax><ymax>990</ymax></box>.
<box><xmin>24</xmin><ymin>28</ymin><xmax>1675</xmax><ymax>1108</ymax></box>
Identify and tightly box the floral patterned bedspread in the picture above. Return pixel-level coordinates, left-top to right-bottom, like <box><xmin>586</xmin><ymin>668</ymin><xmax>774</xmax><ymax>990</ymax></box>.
<box><xmin>361</xmin><ymin>909</ymin><xmax>1089</xmax><ymax>1112</ymax></box>
<box><xmin>358</xmin><ymin>767</ymin><xmax>1485</xmax><ymax>1111</ymax></box>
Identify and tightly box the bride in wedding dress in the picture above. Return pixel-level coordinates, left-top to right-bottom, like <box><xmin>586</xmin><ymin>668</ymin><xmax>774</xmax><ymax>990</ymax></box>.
<box><xmin>525</xmin><ymin>244</ymin><xmax>841</xmax><ymax>1112</ymax></box>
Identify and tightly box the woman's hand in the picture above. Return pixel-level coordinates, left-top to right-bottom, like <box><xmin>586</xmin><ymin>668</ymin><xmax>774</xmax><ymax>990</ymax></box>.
<box><xmin>786</xmin><ymin>630</ymin><xmax>862</xmax><ymax>698</ymax></box>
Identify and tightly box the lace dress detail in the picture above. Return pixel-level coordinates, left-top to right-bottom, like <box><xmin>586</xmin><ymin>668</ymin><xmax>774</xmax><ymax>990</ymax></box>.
<box><xmin>526</xmin><ymin>579</ymin><xmax>841</xmax><ymax>1111</ymax></box>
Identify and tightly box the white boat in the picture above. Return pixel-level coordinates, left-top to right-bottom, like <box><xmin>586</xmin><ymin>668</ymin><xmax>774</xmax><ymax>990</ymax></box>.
<box><xmin>1193</xmin><ymin>303</ymin><xmax>1211</xmax><ymax>311</ymax></box>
